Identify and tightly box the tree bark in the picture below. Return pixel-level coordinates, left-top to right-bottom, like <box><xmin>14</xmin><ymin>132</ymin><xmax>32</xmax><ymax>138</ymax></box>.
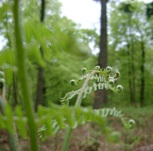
<box><xmin>93</xmin><ymin>0</ymin><xmax>108</xmax><ymax>109</ymax></box>
<box><xmin>127</xmin><ymin>43</ymin><xmax>135</xmax><ymax>104</ymax></box>
<box><xmin>35</xmin><ymin>59</ymin><xmax>44</xmax><ymax>111</ymax></box>
<box><xmin>35</xmin><ymin>0</ymin><xmax>45</xmax><ymax>111</ymax></box>
<box><xmin>131</xmin><ymin>42</ymin><xmax>136</xmax><ymax>104</ymax></box>
<box><xmin>98</xmin><ymin>0</ymin><xmax>108</xmax><ymax>68</ymax></box>
<box><xmin>134</xmin><ymin>22</ymin><xmax>145</xmax><ymax>106</ymax></box>
<box><xmin>140</xmin><ymin>41</ymin><xmax>145</xmax><ymax>106</ymax></box>
<box><xmin>126</xmin><ymin>14</ymin><xmax>136</xmax><ymax>105</ymax></box>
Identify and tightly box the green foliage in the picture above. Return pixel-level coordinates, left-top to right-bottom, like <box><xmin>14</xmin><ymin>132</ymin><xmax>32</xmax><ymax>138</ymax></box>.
<box><xmin>37</xmin><ymin>105</ymin><xmax>134</xmax><ymax>141</ymax></box>
<box><xmin>0</xmin><ymin>0</ymin><xmax>97</xmax><ymax>107</ymax></box>
<box><xmin>109</xmin><ymin>0</ymin><xmax>153</xmax><ymax>105</ymax></box>
<box><xmin>0</xmin><ymin>104</ymin><xmax>135</xmax><ymax>142</ymax></box>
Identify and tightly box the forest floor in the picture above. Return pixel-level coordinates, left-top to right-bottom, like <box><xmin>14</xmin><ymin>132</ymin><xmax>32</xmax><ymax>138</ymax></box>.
<box><xmin>0</xmin><ymin>106</ymin><xmax>153</xmax><ymax>151</ymax></box>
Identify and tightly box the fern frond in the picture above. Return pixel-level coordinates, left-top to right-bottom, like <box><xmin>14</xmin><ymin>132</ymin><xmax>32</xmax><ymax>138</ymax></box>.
<box><xmin>36</xmin><ymin>105</ymin><xmax>134</xmax><ymax>141</ymax></box>
<box><xmin>61</xmin><ymin>66</ymin><xmax>123</xmax><ymax>105</ymax></box>
<box><xmin>60</xmin><ymin>89</ymin><xmax>80</xmax><ymax>105</ymax></box>
<box><xmin>0</xmin><ymin>105</ymin><xmax>135</xmax><ymax>141</ymax></box>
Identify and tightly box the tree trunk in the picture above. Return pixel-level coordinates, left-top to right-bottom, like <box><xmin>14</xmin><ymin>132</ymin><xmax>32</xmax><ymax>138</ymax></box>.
<box><xmin>127</xmin><ymin>43</ymin><xmax>136</xmax><ymax>104</ymax></box>
<box><xmin>35</xmin><ymin>62</ymin><xmax>44</xmax><ymax>111</ymax></box>
<box><xmin>35</xmin><ymin>0</ymin><xmax>45</xmax><ymax>111</ymax></box>
<box><xmin>135</xmin><ymin>22</ymin><xmax>145</xmax><ymax>106</ymax></box>
<box><xmin>126</xmin><ymin>14</ymin><xmax>136</xmax><ymax>105</ymax></box>
<box><xmin>130</xmin><ymin>37</ymin><xmax>136</xmax><ymax>104</ymax></box>
<box><xmin>98</xmin><ymin>0</ymin><xmax>108</xmax><ymax>68</ymax></box>
<box><xmin>93</xmin><ymin>0</ymin><xmax>108</xmax><ymax>109</ymax></box>
<box><xmin>140</xmin><ymin>41</ymin><xmax>145</xmax><ymax>106</ymax></box>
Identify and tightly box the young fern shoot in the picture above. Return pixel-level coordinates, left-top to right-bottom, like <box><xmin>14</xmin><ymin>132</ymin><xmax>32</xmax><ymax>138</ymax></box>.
<box><xmin>61</xmin><ymin>66</ymin><xmax>123</xmax><ymax>106</ymax></box>
<box><xmin>60</xmin><ymin>66</ymin><xmax>124</xmax><ymax>151</ymax></box>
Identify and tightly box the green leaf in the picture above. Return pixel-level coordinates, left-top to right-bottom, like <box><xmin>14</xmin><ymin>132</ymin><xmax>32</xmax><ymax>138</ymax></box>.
<box><xmin>4</xmin><ymin>104</ymin><xmax>14</xmax><ymax>133</ymax></box>
<box><xmin>14</xmin><ymin>106</ymin><xmax>27</xmax><ymax>138</ymax></box>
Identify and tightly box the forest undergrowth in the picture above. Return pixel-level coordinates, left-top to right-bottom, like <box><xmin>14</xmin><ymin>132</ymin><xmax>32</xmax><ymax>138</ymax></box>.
<box><xmin>0</xmin><ymin>106</ymin><xmax>153</xmax><ymax>151</ymax></box>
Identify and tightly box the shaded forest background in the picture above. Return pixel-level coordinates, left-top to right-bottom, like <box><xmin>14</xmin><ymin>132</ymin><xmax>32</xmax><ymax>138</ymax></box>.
<box><xmin>0</xmin><ymin>0</ymin><xmax>153</xmax><ymax>108</ymax></box>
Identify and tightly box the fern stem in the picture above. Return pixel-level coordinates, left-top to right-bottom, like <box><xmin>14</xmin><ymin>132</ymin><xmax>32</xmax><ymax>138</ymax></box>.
<box><xmin>61</xmin><ymin>128</ymin><xmax>73</xmax><ymax>151</ymax></box>
<box><xmin>75</xmin><ymin>70</ymin><xmax>96</xmax><ymax>106</ymax></box>
<box><xmin>8</xmin><ymin>132</ymin><xmax>20</xmax><ymax>151</ymax></box>
<box><xmin>0</xmin><ymin>96</ymin><xmax>20</xmax><ymax>151</ymax></box>
<box><xmin>13</xmin><ymin>0</ymin><xmax>39</xmax><ymax>151</ymax></box>
<box><xmin>62</xmin><ymin>70</ymin><xmax>96</xmax><ymax>150</ymax></box>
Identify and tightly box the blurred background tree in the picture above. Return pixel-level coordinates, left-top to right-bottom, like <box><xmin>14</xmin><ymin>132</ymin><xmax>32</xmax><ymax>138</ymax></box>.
<box><xmin>93</xmin><ymin>0</ymin><xmax>109</xmax><ymax>109</ymax></box>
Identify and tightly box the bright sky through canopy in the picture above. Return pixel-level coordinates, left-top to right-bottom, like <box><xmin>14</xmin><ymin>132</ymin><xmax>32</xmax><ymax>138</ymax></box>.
<box><xmin>0</xmin><ymin>0</ymin><xmax>153</xmax><ymax>50</ymax></box>
<box><xmin>60</xmin><ymin>0</ymin><xmax>152</xmax><ymax>30</ymax></box>
<box><xmin>59</xmin><ymin>0</ymin><xmax>100</xmax><ymax>29</ymax></box>
<box><xmin>59</xmin><ymin>0</ymin><xmax>152</xmax><ymax>54</ymax></box>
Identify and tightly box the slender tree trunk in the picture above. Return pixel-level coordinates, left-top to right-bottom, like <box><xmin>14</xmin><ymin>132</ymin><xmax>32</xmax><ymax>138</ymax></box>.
<box><xmin>126</xmin><ymin>14</ymin><xmax>136</xmax><ymax>104</ymax></box>
<box><xmin>127</xmin><ymin>43</ymin><xmax>135</xmax><ymax>104</ymax></box>
<box><xmin>35</xmin><ymin>0</ymin><xmax>45</xmax><ymax>111</ymax></box>
<box><xmin>127</xmin><ymin>44</ymin><xmax>132</xmax><ymax>102</ymax></box>
<box><xmin>93</xmin><ymin>0</ymin><xmax>108</xmax><ymax>109</ymax></box>
<box><xmin>130</xmin><ymin>37</ymin><xmax>136</xmax><ymax>104</ymax></box>
<box><xmin>98</xmin><ymin>0</ymin><xmax>108</xmax><ymax>68</ymax></box>
<box><xmin>140</xmin><ymin>41</ymin><xmax>145</xmax><ymax>106</ymax></box>
<box><xmin>35</xmin><ymin>54</ymin><xmax>44</xmax><ymax>111</ymax></box>
<box><xmin>135</xmin><ymin>23</ymin><xmax>145</xmax><ymax>106</ymax></box>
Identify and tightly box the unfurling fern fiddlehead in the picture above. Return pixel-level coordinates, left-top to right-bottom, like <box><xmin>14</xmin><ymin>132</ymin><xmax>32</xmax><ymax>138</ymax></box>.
<box><xmin>61</xmin><ymin>66</ymin><xmax>123</xmax><ymax>106</ymax></box>
<box><xmin>58</xmin><ymin>66</ymin><xmax>131</xmax><ymax>151</ymax></box>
